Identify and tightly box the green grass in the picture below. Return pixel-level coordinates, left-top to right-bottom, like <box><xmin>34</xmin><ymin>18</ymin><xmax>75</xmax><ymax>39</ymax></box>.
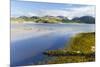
<box><xmin>41</xmin><ymin>32</ymin><xmax>95</xmax><ymax>64</ymax></box>
<box><xmin>66</xmin><ymin>32</ymin><xmax>95</xmax><ymax>53</ymax></box>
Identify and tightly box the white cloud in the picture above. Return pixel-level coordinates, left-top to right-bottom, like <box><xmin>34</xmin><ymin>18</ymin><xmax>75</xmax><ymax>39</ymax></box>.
<box><xmin>14</xmin><ymin>5</ymin><xmax>95</xmax><ymax>19</ymax></box>
<box><xmin>27</xmin><ymin>6</ymin><xmax>95</xmax><ymax>19</ymax></box>
<box><xmin>68</xmin><ymin>6</ymin><xmax>95</xmax><ymax>19</ymax></box>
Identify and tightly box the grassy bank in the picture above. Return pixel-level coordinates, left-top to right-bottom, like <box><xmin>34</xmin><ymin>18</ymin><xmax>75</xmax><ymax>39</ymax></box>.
<box><xmin>42</xmin><ymin>32</ymin><xmax>95</xmax><ymax>64</ymax></box>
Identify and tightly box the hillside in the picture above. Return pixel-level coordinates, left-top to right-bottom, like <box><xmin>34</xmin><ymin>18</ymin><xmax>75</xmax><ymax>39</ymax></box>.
<box><xmin>11</xmin><ymin>16</ymin><xmax>95</xmax><ymax>24</ymax></box>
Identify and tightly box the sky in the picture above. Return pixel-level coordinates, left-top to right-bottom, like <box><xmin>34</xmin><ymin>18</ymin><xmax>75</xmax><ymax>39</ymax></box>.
<box><xmin>11</xmin><ymin>0</ymin><xmax>95</xmax><ymax>19</ymax></box>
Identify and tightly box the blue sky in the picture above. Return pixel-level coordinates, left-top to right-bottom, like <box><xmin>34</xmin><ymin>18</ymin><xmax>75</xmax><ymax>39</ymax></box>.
<box><xmin>11</xmin><ymin>0</ymin><xmax>95</xmax><ymax>19</ymax></box>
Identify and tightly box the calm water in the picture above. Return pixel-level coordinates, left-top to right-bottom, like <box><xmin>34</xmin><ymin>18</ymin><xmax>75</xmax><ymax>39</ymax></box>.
<box><xmin>11</xmin><ymin>23</ymin><xmax>95</xmax><ymax>66</ymax></box>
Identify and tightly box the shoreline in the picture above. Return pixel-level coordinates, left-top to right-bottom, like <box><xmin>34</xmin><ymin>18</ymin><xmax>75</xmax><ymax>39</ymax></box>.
<box><xmin>41</xmin><ymin>32</ymin><xmax>95</xmax><ymax>64</ymax></box>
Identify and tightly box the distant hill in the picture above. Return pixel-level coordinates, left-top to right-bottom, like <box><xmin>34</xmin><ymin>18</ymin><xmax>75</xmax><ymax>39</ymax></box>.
<box><xmin>11</xmin><ymin>15</ymin><xmax>95</xmax><ymax>24</ymax></box>
<box><xmin>72</xmin><ymin>16</ymin><xmax>95</xmax><ymax>24</ymax></box>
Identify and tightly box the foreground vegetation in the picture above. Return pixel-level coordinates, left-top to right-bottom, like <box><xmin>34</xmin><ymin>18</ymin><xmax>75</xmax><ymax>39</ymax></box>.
<box><xmin>41</xmin><ymin>32</ymin><xmax>95</xmax><ymax>64</ymax></box>
<box><xmin>11</xmin><ymin>16</ymin><xmax>95</xmax><ymax>24</ymax></box>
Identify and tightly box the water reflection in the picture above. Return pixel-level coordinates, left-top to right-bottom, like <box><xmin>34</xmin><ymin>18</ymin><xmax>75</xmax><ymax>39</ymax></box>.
<box><xmin>11</xmin><ymin>23</ymin><xmax>95</xmax><ymax>66</ymax></box>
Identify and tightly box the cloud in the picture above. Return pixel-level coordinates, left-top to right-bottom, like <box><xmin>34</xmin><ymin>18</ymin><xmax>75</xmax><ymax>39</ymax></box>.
<box><xmin>25</xmin><ymin>5</ymin><xmax>95</xmax><ymax>19</ymax></box>
<box><xmin>68</xmin><ymin>6</ymin><xmax>95</xmax><ymax>19</ymax></box>
<box><xmin>11</xmin><ymin>4</ymin><xmax>95</xmax><ymax>19</ymax></box>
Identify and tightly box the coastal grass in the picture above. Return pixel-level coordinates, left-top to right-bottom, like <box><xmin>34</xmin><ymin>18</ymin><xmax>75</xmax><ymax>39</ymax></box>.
<box><xmin>42</xmin><ymin>32</ymin><xmax>95</xmax><ymax>64</ymax></box>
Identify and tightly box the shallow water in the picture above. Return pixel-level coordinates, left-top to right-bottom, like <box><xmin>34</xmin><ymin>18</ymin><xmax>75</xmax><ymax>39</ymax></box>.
<box><xmin>10</xmin><ymin>23</ymin><xmax>95</xmax><ymax>66</ymax></box>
